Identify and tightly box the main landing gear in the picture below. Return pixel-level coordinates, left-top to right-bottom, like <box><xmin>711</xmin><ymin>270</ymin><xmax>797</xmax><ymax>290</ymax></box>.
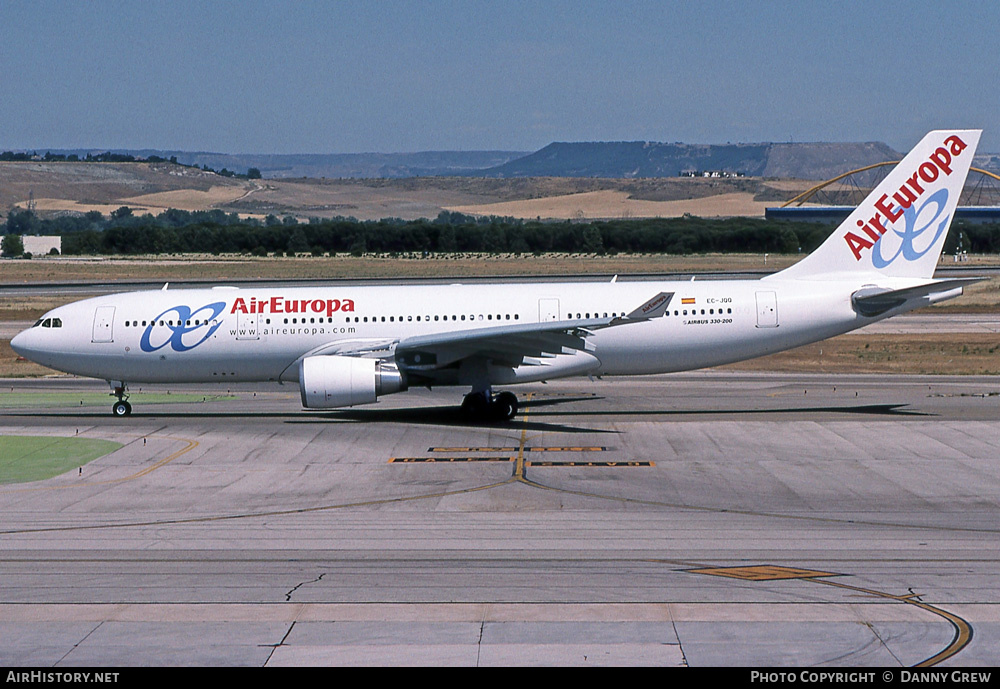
<box><xmin>109</xmin><ymin>383</ymin><xmax>132</xmax><ymax>417</ymax></box>
<box><xmin>461</xmin><ymin>390</ymin><xmax>518</xmax><ymax>422</ymax></box>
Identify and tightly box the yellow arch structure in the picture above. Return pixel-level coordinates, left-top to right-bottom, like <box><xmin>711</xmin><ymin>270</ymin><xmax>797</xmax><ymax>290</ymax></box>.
<box><xmin>781</xmin><ymin>164</ymin><xmax>1000</xmax><ymax>207</ymax></box>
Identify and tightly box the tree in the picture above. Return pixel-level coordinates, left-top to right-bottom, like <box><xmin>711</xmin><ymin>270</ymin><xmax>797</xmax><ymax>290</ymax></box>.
<box><xmin>287</xmin><ymin>228</ymin><xmax>309</xmax><ymax>254</ymax></box>
<box><xmin>247</xmin><ymin>167</ymin><xmax>262</xmax><ymax>179</ymax></box>
<box><xmin>582</xmin><ymin>226</ymin><xmax>604</xmax><ymax>254</ymax></box>
<box><xmin>4</xmin><ymin>209</ymin><xmax>39</xmax><ymax>235</ymax></box>
<box><xmin>2</xmin><ymin>233</ymin><xmax>24</xmax><ymax>257</ymax></box>
<box><xmin>437</xmin><ymin>224</ymin><xmax>457</xmax><ymax>252</ymax></box>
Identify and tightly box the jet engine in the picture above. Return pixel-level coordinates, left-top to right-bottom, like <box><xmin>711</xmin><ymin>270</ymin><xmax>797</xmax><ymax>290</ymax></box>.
<box><xmin>299</xmin><ymin>355</ymin><xmax>407</xmax><ymax>408</ymax></box>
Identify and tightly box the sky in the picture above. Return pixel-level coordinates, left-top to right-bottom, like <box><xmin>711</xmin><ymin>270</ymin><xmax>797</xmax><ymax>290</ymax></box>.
<box><xmin>1</xmin><ymin>0</ymin><xmax>998</xmax><ymax>154</ymax></box>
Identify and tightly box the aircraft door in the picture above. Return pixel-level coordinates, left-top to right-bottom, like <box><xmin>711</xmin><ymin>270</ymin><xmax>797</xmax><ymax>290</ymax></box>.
<box><xmin>538</xmin><ymin>298</ymin><xmax>560</xmax><ymax>321</ymax></box>
<box><xmin>236</xmin><ymin>311</ymin><xmax>259</xmax><ymax>340</ymax></box>
<box><xmin>755</xmin><ymin>291</ymin><xmax>778</xmax><ymax>328</ymax></box>
<box><xmin>92</xmin><ymin>305</ymin><xmax>115</xmax><ymax>342</ymax></box>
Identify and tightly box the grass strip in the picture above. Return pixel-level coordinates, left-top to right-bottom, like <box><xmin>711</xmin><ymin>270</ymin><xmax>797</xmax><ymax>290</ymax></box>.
<box><xmin>0</xmin><ymin>436</ymin><xmax>122</xmax><ymax>484</ymax></box>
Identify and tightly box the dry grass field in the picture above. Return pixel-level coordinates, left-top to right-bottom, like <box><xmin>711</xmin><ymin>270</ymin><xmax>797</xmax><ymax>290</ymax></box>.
<box><xmin>723</xmin><ymin>333</ymin><xmax>1000</xmax><ymax>375</ymax></box>
<box><xmin>0</xmin><ymin>161</ymin><xmax>249</xmax><ymax>216</ymax></box>
<box><xmin>0</xmin><ymin>252</ymin><xmax>797</xmax><ymax>284</ymax></box>
<box><xmin>2</xmin><ymin>161</ymin><xmax>820</xmax><ymax>221</ymax></box>
<box><xmin>447</xmin><ymin>189</ymin><xmax>772</xmax><ymax>220</ymax></box>
<box><xmin>2</xmin><ymin>253</ymin><xmax>996</xmax><ymax>306</ymax></box>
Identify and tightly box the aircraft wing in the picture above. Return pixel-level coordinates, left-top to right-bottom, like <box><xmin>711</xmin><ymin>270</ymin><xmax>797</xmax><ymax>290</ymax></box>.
<box><xmin>278</xmin><ymin>337</ymin><xmax>399</xmax><ymax>381</ymax></box>
<box><xmin>300</xmin><ymin>338</ymin><xmax>398</xmax><ymax>358</ymax></box>
<box><xmin>394</xmin><ymin>292</ymin><xmax>674</xmax><ymax>371</ymax></box>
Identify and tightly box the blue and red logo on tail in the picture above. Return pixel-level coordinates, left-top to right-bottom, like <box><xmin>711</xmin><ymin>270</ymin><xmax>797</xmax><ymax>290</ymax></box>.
<box><xmin>842</xmin><ymin>134</ymin><xmax>968</xmax><ymax>265</ymax></box>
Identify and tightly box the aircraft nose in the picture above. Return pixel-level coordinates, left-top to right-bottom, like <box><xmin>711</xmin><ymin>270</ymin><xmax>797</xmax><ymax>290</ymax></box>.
<box><xmin>10</xmin><ymin>328</ymin><xmax>35</xmax><ymax>359</ymax></box>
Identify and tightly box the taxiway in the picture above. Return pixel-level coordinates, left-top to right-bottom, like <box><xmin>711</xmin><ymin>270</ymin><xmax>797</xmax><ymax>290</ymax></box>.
<box><xmin>2</xmin><ymin>372</ymin><xmax>999</xmax><ymax>666</ymax></box>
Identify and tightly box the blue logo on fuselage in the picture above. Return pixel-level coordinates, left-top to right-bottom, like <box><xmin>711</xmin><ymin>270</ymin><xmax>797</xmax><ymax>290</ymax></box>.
<box><xmin>139</xmin><ymin>302</ymin><xmax>226</xmax><ymax>352</ymax></box>
<box><xmin>872</xmin><ymin>189</ymin><xmax>950</xmax><ymax>269</ymax></box>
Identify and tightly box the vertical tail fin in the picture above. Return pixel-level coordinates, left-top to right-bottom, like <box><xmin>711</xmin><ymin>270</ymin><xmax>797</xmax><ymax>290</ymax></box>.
<box><xmin>772</xmin><ymin>130</ymin><xmax>981</xmax><ymax>280</ymax></box>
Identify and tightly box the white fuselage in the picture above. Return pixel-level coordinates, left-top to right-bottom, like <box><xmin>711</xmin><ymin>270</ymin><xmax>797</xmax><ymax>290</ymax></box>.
<box><xmin>11</xmin><ymin>276</ymin><xmax>890</xmax><ymax>386</ymax></box>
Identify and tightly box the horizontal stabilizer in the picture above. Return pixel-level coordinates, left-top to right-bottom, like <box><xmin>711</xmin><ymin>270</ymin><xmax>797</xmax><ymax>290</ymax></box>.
<box><xmin>851</xmin><ymin>278</ymin><xmax>983</xmax><ymax>317</ymax></box>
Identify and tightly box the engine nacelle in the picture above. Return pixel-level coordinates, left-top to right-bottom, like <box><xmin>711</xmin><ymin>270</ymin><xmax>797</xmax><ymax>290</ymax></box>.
<box><xmin>299</xmin><ymin>355</ymin><xmax>407</xmax><ymax>409</ymax></box>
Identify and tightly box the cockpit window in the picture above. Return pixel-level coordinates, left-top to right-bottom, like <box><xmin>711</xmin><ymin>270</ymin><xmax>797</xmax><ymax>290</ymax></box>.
<box><xmin>42</xmin><ymin>319</ymin><xmax>52</xmax><ymax>328</ymax></box>
<box><xmin>51</xmin><ymin>318</ymin><xmax>62</xmax><ymax>328</ymax></box>
<box><xmin>32</xmin><ymin>319</ymin><xmax>43</xmax><ymax>328</ymax></box>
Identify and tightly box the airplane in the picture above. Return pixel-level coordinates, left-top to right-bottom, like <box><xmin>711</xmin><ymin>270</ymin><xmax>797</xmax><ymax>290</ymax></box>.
<box><xmin>11</xmin><ymin>130</ymin><xmax>984</xmax><ymax>420</ymax></box>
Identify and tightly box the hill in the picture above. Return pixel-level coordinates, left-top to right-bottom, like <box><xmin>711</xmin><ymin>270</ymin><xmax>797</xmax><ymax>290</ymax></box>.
<box><xmin>0</xmin><ymin>138</ymin><xmax>945</xmax><ymax>223</ymax></box>
<box><xmin>31</xmin><ymin>150</ymin><xmax>530</xmax><ymax>180</ymax></box>
<box><xmin>0</xmin><ymin>161</ymin><xmax>249</xmax><ymax>216</ymax></box>
<box><xmin>23</xmin><ymin>142</ymin><xmax>918</xmax><ymax>180</ymax></box>
<box><xmin>477</xmin><ymin>141</ymin><xmax>903</xmax><ymax>180</ymax></box>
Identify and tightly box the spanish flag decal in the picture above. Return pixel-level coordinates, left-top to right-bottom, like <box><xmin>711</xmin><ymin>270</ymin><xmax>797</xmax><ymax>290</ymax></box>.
<box><xmin>681</xmin><ymin>297</ymin><xmax>696</xmax><ymax>305</ymax></box>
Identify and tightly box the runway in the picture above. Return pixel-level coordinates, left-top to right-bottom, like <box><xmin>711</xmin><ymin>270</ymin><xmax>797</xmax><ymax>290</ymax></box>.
<box><xmin>2</xmin><ymin>372</ymin><xmax>1000</xmax><ymax>666</ymax></box>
